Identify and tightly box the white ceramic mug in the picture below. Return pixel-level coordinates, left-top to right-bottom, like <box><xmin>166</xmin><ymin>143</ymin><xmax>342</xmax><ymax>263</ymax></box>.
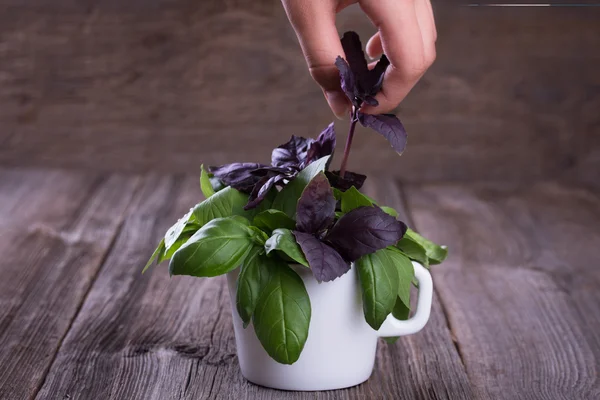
<box><xmin>226</xmin><ymin>261</ymin><xmax>433</xmax><ymax>391</ymax></box>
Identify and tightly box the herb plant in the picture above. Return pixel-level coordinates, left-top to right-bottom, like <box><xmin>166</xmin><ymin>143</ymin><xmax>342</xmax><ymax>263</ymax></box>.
<box><xmin>144</xmin><ymin>31</ymin><xmax>447</xmax><ymax>365</ymax></box>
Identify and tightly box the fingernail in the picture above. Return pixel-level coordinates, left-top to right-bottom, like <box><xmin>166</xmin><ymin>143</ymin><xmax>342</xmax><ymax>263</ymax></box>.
<box><xmin>325</xmin><ymin>91</ymin><xmax>350</xmax><ymax>120</ymax></box>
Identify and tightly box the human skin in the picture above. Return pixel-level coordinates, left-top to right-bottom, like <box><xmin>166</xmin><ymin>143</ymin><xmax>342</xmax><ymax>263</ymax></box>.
<box><xmin>281</xmin><ymin>0</ymin><xmax>437</xmax><ymax>118</ymax></box>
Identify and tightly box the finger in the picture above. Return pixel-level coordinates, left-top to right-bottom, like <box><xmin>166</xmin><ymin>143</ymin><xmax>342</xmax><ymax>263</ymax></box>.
<box><xmin>424</xmin><ymin>0</ymin><xmax>437</xmax><ymax>42</ymax></box>
<box><xmin>281</xmin><ymin>0</ymin><xmax>351</xmax><ymax>119</ymax></box>
<box><xmin>415</xmin><ymin>0</ymin><xmax>436</xmax><ymax>61</ymax></box>
<box><xmin>366</xmin><ymin>32</ymin><xmax>383</xmax><ymax>59</ymax></box>
<box><xmin>359</xmin><ymin>0</ymin><xmax>431</xmax><ymax>113</ymax></box>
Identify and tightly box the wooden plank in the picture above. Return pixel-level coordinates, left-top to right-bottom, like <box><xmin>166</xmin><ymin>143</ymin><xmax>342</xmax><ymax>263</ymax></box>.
<box><xmin>404</xmin><ymin>181</ymin><xmax>600</xmax><ymax>400</ymax></box>
<box><xmin>0</xmin><ymin>1</ymin><xmax>598</xmax><ymax>186</ymax></box>
<box><xmin>38</xmin><ymin>175</ymin><xmax>475</xmax><ymax>399</ymax></box>
<box><xmin>0</xmin><ymin>168</ymin><xmax>139</xmax><ymax>400</ymax></box>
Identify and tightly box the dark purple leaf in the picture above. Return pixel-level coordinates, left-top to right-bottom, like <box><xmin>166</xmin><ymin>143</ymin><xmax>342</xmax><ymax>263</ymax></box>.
<box><xmin>305</xmin><ymin>123</ymin><xmax>336</xmax><ymax>166</ymax></box>
<box><xmin>335</xmin><ymin>56</ymin><xmax>355</xmax><ymax>103</ymax></box>
<box><xmin>272</xmin><ymin>135</ymin><xmax>313</xmax><ymax>168</ymax></box>
<box><xmin>340</xmin><ymin>31</ymin><xmax>369</xmax><ymax>91</ymax></box>
<box><xmin>244</xmin><ymin>175</ymin><xmax>278</xmax><ymax>210</ymax></box>
<box><xmin>293</xmin><ymin>231</ymin><xmax>351</xmax><ymax>282</ymax></box>
<box><xmin>326</xmin><ymin>170</ymin><xmax>367</xmax><ymax>192</ymax></box>
<box><xmin>336</xmin><ymin>32</ymin><xmax>390</xmax><ymax>107</ymax></box>
<box><xmin>358</xmin><ymin>113</ymin><xmax>407</xmax><ymax>155</ymax></box>
<box><xmin>365</xmin><ymin>54</ymin><xmax>390</xmax><ymax>96</ymax></box>
<box><xmin>326</xmin><ymin>206</ymin><xmax>407</xmax><ymax>262</ymax></box>
<box><xmin>296</xmin><ymin>173</ymin><xmax>336</xmax><ymax>234</ymax></box>
<box><xmin>209</xmin><ymin>163</ymin><xmax>268</xmax><ymax>192</ymax></box>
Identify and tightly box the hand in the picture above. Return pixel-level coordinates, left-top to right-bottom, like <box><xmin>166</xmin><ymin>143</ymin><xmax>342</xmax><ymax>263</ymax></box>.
<box><xmin>281</xmin><ymin>0</ymin><xmax>437</xmax><ymax>118</ymax></box>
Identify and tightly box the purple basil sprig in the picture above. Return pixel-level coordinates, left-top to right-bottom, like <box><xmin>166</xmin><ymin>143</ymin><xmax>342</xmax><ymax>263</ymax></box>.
<box><xmin>210</xmin><ymin>123</ymin><xmax>336</xmax><ymax>210</ymax></box>
<box><xmin>292</xmin><ymin>173</ymin><xmax>406</xmax><ymax>282</ymax></box>
<box><xmin>335</xmin><ymin>31</ymin><xmax>408</xmax><ymax>177</ymax></box>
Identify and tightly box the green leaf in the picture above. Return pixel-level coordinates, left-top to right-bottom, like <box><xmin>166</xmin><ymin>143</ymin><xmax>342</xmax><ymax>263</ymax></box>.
<box><xmin>356</xmin><ymin>250</ymin><xmax>400</xmax><ymax>330</ymax></box>
<box><xmin>272</xmin><ymin>156</ymin><xmax>331</xmax><ymax>218</ymax></box>
<box><xmin>264</xmin><ymin>228</ymin><xmax>309</xmax><ymax>267</ymax></box>
<box><xmin>236</xmin><ymin>248</ymin><xmax>271</xmax><ymax>328</ymax></box>
<box><xmin>143</xmin><ymin>239</ymin><xmax>165</xmax><ymax>273</ymax></box>
<box><xmin>396</xmin><ymin>235</ymin><xmax>429</xmax><ymax>267</ymax></box>
<box><xmin>253</xmin><ymin>209</ymin><xmax>296</xmax><ymax>234</ymax></box>
<box><xmin>385</xmin><ymin>247</ymin><xmax>414</xmax><ymax>307</ymax></box>
<box><xmin>392</xmin><ymin>296</ymin><xmax>411</xmax><ymax>320</ymax></box>
<box><xmin>200</xmin><ymin>164</ymin><xmax>216</xmax><ymax>198</ymax></box>
<box><xmin>404</xmin><ymin>228</ymin><xmax>448</xmax><ymax>265</ymax></box>
<box><xmin>192</xmin><ymin>186</ymin><xmax>250</xmax><ymax>226</ymax></box>
<box><xmin>252</xmin><ymin>262</ymin><xmax>311</xmax><ymax>364</ymax></box>
<box><xmin>381</xmin><ymin>206</ymin><xmax>398</xmax><ymax>218</ymax></box>
<box><xmin>165</xmin><ymin>209</ymin><xmax>195</xmax><ymax>250</ymax></box>
<box><xmin>341</xmin><ymin>186</ymin><xmax>374</xmax><ymax>213</ymax></box>
<box><xmin>159</xmin><ymin>228</ymin><xmax>196</xmax><ymax>263</ymax></box>
<box><xmin>169</xmin><ymin>217</ymin><xmax>255</xmax><ymax>277</ymax></box>
<box><xmin>249</xmin><ymin>226</ymin><xmax>269</xmax><ymax>245</ymax></box>
<box><xmin>333</xmin><ymin>188</ymin><xmax>344</xmax><ymax>201</ymax></box>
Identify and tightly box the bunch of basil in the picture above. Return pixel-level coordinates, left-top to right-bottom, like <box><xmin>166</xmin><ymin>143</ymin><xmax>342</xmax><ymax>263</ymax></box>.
<box><xmin>144</xmin><ymin>31</ymin><xmax>447</xmax><ymax>365</ymax></box>
<box><xmin>144</xmin><ymin>133</ymin><xmax>446</xmax><ymax>365</ymax></box>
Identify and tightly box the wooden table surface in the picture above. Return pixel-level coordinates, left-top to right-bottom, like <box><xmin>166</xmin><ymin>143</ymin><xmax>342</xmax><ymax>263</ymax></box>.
<box><xmin>1</xmin><ymin>167</ymin><xmax>599</xmax><ymax>400</ymax></box>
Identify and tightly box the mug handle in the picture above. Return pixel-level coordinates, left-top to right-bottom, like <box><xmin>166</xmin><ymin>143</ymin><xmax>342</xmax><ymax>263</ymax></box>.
<box><xmin>376</xmin><ymin>262</ymin><xmax>433</xmax><ymax>337</ymax></box>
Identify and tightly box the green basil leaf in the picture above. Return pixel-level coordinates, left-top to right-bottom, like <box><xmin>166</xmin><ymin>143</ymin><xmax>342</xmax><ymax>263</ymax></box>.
<box><xmin>236</xmin><ymin>248</ymin><xmax>271</xmax><ymax>328</ymax></box>
<box><xmin>385</xmin><ymin>247</ymin><xmax>414</xmax><ymax>307</ymax></box>
<box><xmin>165</xmin><ymin>209</ymin><xmax>195</xmax><ymax>250</ymax></box>
<box><xmin>341</xmin><ymin>186</ymin><xmax>373</xmax><ymax>213</ymax></box>
<box><xmin>192</xmin><ymin>186</ymin><xmax>250</xmax><ymax>226</ymax></box>
<box><xmin>143</xmin><ymin>239</ymin><xmax>165</xmax><ymax>273</ymax></box>
<box><xmin>253</xmin><ymin>209</ymin><xmax>296</xmax><ymax>234</ymax></box>
<box><xmin>356</xmin><ymin>249</ymin><xmax>399</xmax><ymax>330</ymax></box>
<box><xmin>264</xmin><ymin>228</ymin><xmax>309</xmax><ymax>267</ymax></box>
<box><xmin>200</xmin><ymin>164</ymin><xmax>216</xmax><ymax>198</ymax></box>
<box><xmin>381</xmin><ymin>206</ymin><xmax>398</xmax><ymax>218</ymax></box>
<box><xmin>396</xmin><ymin>235</ymin><xmax>429</xmax><ymax>267</ymax></box>
<box><xmin>272</xmin><ymin>156</ymin><xmax>330</xmax><ymax>218</ymax></box>
<box><xmin>249</xmin><ymin>226</ymin><xmax>269</xmax><ymax>245</ymax></box>
<box><xmin>392</xmin><ymin>296</ymin><xmax>411</xmax><ymax>320</ymax></box>
<box><xmin>169</xmin><ymin>217</ymin><xmax>255</xmax><ymax>277</ymax></box>
<box><xmin>252</xmin><ymin>263</ymin><xmax>311</xmax><ymax>364</ymax></box>
<box><xmin>404</xmin><ymin>228</ymin><xmax>448</xmax><ymax>265</ymax></box>
<box><xmin>158</xmin><ymin>227</ymin><xmax>198</xmax><ymax>263</ymax></box>
<box><xmin>332</xmin><ymin>187</ymin><xmax>344</xmax><ymax>201</ymax></box>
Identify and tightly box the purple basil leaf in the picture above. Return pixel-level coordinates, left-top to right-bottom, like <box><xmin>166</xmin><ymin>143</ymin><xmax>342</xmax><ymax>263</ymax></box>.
<box><xmin>272</xmin><ymin>135</ymin><xmax>313</xmax><ymax>168</ymax></box>
<box><xmin>340</xmin><ymin>31</ymin><xmax>369</xmax><ymax>93</ymax></box>
<box><xmin>335</xmin><ymin>56</ymin><xmax>356</xmax><ymax>104</ymax></box>
<box><xmin>209</xmin><ymin>163</ymin><xmax>268</xmax><ymax>192</ymax></box>
<box><xmin>293</xmin><ymin>231</ymin><xmax>351</xmax><ymax>282</ymax></box>
<box><xmin>245</xmin><ymin>175</ymin><xmax>277</xmax><ymax>210</ymax></box>
<box><xmin>326</xmin><ymin>170</ymin><xmax>367</xmax><ymax>192</ymax></box>
<box><xmin>358</xmin><ymin>113</ymin><xmax>408</xmax><ymax>155</ymax></box>
<box><xmin>296</xmin><ymin>173</ymin><xmax>336</xmax><ymax>234</ymax></box>
<box><xmin>305</xmin><ymin>123</ymin><xmax>336</xmax><ymax>166</ymax></box>
<box><xmin>366</xmin><ymin>54</ymin><xmax>390</xmax><ymax>96</ymax></box>
<box><xmin>325</xmin><ymin>206</ymin><xmax>407</xmax><ymax>262</ymax></box>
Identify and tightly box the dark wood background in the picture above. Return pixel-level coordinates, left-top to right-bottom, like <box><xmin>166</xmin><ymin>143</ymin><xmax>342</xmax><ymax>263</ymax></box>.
<box><xmin>0</xmin><ymin>0</ymin><xmax>598</xmax><ymax>186</ymax></box>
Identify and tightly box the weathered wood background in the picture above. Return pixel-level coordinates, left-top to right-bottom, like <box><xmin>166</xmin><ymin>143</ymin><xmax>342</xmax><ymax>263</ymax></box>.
<box><xmin>0</xmin><ymin>1</ymin><xmax>599</xmax><ymax>399</ymax></box>
<box><xmin>0</xmin><ymin>1</ymin><xmax>598</xmax><ymax>186</ymax></box>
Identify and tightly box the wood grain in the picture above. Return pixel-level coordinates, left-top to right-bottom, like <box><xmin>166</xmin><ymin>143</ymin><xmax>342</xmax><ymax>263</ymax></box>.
<box><xmin>0</xmin><ymin>1</ymin><xmax>598</xmax><ymax>187</ymax></box>
<box><xmin>37</xmin><ymin>174</ymin><xmax>475</xmax><ymax>400</ymax></box>
<box><xmin>404</xmin><ymin>181</ymin><xmax>600</xmax><ymax>400</ymax></box>
<box><xmin>0</xmin><ymin>168</ymin><xmax>139</xmax><ymax>400</ymax></box>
